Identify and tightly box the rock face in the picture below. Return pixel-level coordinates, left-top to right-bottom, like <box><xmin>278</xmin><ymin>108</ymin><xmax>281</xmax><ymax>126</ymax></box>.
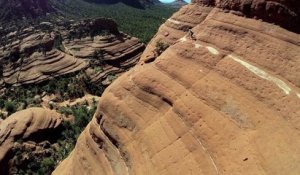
<box><xmin>141</xmin><ymin>3</ymin><xmax>213</xmax><ymax>63</ymax></box>
<box><xmin>0</xmin><ymin>108</ymin><xmax>62</xmax><ymax>172</ymax></box>
<box><xmin>61</xmin><ymin>18</ymin><xmax>145</xmax><ymax>84</ymax></box>
<box><xmin>0</xmin><ymin>31</ymin><xmax>87</xmax><ymax>86</ymax></box>
<box><xmin>193</xmin><ymin>0</ymin><xmax>300</xmax><ymax>33</ymax></box>
<box><xmin>0</xmin><ymin>18</ymin><xmax>144</xmax><ymax>90</ymax></box>
<box><xmin>54</xmin><ymin>1</ymin><xmax>300</xmax><ymax>175</ymax></box>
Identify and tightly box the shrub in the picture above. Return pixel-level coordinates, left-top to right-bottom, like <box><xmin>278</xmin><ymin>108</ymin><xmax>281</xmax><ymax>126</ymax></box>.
<box><xmin>94</xmin><ymin>49</ymin><xmax>105</xmax><ymax>59</ymax></box>
<box><xmin>0</xmin><ymin>113</ymin><xmax>4</xmax><ymax>119</ymax></box>
<box><xmin>0</xmin><ymin>98</ymin><xmax>5</xmax><ymax>109</ymax></box>
<box><xmin>41</xmin><ymin>157</ymin><xmax>55</xmax><ymax>170</ymax></box>
<box><xmin>107</xmin><ymin>74</ymin><xmax>117</xmax><ymax>82</ymax></box>
<box><xmin>155</xmin><ymin>41</ymin><xmax>169</xmax><ymax>55</ymax></box>
<box><xmin>94</xmin><ymin>66</ymin><xmax>103</xmax><ymax>73</ymax></box>
<box><xmin>5</xmin><ymin>101</ymin><xmax>16</xmax><ymax>115</ymax></box>
<box><xmin>59</xmin><ymin>106</ymin><xmax>73</xmax><ymax>116</ymax></box>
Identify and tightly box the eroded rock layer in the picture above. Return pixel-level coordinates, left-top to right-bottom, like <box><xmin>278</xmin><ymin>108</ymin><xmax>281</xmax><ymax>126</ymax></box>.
<box><xmin>63</xmin><ymin>34</ymin><xmax>144</xmax><ymax>84</ymax></box>
<box><xmin>0</xmin><ymin>18</ymin><xmax>144</xmax><ymax>89</ymax></box>
<box><xmin>194</xmin><ymin>0</ymin><xmax>300</xmax><ymax>33</ymax></box>
<box><xmin>0</xmin><ymin>108</ymin><xmax>62</xmax><ymax>166</ymax></box>
<box><xmin>54</xmin><ymin>2</ymin><xmax>300</xmax><ymax>175</ymax></box>
<box><xmin>1</xmin><ymin>31</ymin><xmax>87</xmax><ymax>86</ymax></box>
<box><xmin>140</xmin><ymin>4</ymin><xmax>213</xmax><ymax>63</ymax></box>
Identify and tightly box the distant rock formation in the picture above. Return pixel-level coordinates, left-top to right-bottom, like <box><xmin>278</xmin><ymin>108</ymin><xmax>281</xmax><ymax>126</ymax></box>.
<box><xmin>0</xmin><ymin>18</ymin><xmax>145</xmax><ymax>90</ymax></box>
<box><xmin>53</xmin><ymin>0</ymin><xmax>300</xmax><ymax>175</ymax></box>
<box><xmin>0</xmin><ymin>108</ymin><xmax>62</xmax><ymax>174</ymax></box>
<box><xmin>164</xmin><ymin>0</ymin><xmax>188</xmax><ymax>8</ymax></box>
<box><xmin>0</xmin><ymin>0</ymin><xmax>55</xmax><ymax>21</ymax></box>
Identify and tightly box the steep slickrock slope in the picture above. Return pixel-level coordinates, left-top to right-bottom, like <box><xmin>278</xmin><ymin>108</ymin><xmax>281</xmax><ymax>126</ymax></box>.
<box><xmin>0</xmin><ymin>18</ymin><xmax>144</xmax><ymax>90</ymax></box>
<box><xmin>0</xmin><ymin>108</ymin><xmax>62</xmax><ymax>173</ymax></box>
<box><xmin>141</xmin><ymin>3</ymin><xmax>213</xmax><ymax>63</ymax></box>
<box><xmin>54</xmin><ymin>0</ymin><xmax>300</xmax><ymax>174</ymax></box>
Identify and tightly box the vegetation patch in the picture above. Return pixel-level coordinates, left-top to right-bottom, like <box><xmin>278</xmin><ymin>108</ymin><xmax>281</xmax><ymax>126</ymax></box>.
<box><xmin>155</xmin><ymin>40</ymin><xmax>169</xmax><ymax>56</ymax></box>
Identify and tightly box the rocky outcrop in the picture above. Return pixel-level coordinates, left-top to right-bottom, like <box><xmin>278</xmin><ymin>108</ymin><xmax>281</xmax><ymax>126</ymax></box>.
<box><xmin>193</xmin><ymin>0</ymin><xmax>300</xmax><ymax>33</ymax></box>
<box><xmin>142</xmin><ymin>0</ymin><xmax>300</xmax><ymax>63</ymax></box>
<box><xmin>140</xmin><ymin>3</ymin><xmax>213</xmax><ymax>64</ymax></box>
<box><xmin>64</xmin><ymin>34</ymin><xmax>144</xmax><ymax>83</ymax></box>
<box><xmin>0</xmin><ymin>18</ymin><xmax>144</xmax><ymax>89</ymax></box>
<box><xmin>53</xmin><ymin>0</ymin><xmax>300</xmax><ymax>174</ymax></box>
<box><xmin>0</xmin><ymin>108</ymin><xmax>62</xmax><ymax>172</ymax></box>
<box><xmin>0</xmin><ymin>32</ymin><xmax>87</xmax><ymax>86</ymax></box>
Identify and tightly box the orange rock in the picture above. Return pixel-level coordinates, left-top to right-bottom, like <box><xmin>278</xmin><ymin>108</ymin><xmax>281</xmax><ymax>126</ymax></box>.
<box><xmin>0</xmin><ymin>108</ymin><xmax>62</xmax><ymax>167</ymax></box>
<box><xmin>53</xmin><ymin>1</ymin><xmax>300</xmax><ymax>175</ymax></box>
<box><xmin>0</xmin><ymin>19</ymin><xmax>144</xmax><ymax>88</ymax></box>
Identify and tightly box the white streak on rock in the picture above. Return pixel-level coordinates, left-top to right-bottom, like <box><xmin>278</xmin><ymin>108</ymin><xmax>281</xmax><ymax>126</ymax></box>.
<box><xmin>297</xmin><ymin>93</ymin><xmax>300</xmax><ymax>99</ymax></box>
<box><xmin>179</xmin><ymin>36</ymin><xmax>187</xmax><ymax>42</ymax></box>
<box><xmin>167</xmin><ymin>18</ymin><xmax>181</xmax><ymax>25</ymax></box>
<box><xmin>195</xmin><ymin>43</ymin><xmax>203</xmax><ymax>49</ymax></box>
<box><xmin>206</xmin><ymin>46</ymin><xmax>219</xmax><ymax>55</ymax></box>
<box><xmin>192</xmin><ymin>131</ymin><xmax>219</xmax><ymax>174</ymax></box>
<box><xmin>229</xmin><ymin>55</ymin><xmax>291</xmax><ymax>95</ymax></box>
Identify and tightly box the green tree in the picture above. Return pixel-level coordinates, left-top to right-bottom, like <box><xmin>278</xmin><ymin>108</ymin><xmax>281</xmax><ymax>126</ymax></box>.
<box><xmin>5</xmin><ymin>101</ymin><xmax>16</xmax><ymax>115</ymax></box>
<box><xmin>0</xmin><ymin>98</ymin><xmax>5</xmax><ymax>109</ymax></box>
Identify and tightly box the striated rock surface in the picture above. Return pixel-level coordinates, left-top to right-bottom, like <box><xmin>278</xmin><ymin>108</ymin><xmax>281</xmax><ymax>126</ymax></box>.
<box><xmin>0</xmin><ymin>108</ymin><xmax>62</xmax><ymax>168</ymax></box>
<box><xmin>54</xmin><ymin>1</ymin><xmax>300</xmax><ymax>175</ymax></box>
<box><xmin>0</xmin><ymin>31</ymin><xmax>87</xmax><ymax>86</ymax></box>
<box><xmin>140</xmin><ymin>3</ymin><xmax>213</xmax><ymax>63</ymax></box>
<box><xmin>194</xmin><ymin>0</ymin><xmax>300</xmax><ymax>33</ymax></box>
<box><xmin>141</xmin><ymin>0</ymin><xmax>300</xmax><ymax>63</ymax></box>
<box><xmin>0</xmin><ymin>18</ymin><xmax>144</xmax><ymax>89</ymax></box>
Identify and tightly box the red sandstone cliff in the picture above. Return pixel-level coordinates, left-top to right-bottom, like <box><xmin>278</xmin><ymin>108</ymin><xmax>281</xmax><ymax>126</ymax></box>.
<box><xmin>53</xmin><ymin>0</ymin><xmax>300</xmax><ymax>174</ymax></box>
